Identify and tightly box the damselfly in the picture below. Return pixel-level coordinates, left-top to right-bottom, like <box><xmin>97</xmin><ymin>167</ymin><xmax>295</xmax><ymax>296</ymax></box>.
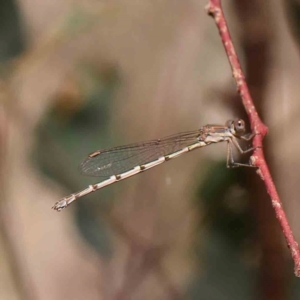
<box><xmin>52</xmin><ymin>119</ymin><xmax>256</xmax><ymax>211</ymax></box>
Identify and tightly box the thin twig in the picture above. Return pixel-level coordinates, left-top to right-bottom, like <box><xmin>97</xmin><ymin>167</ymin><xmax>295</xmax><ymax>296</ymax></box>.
<box><xmin>206</xmin><ymin>0</ymin><xmax>300</xmax><ymax>277</ymax></box>
<box><xmin>232</xmin><ymin>1</ymin><xmax>287</xmax><ymax>298</ymax></box>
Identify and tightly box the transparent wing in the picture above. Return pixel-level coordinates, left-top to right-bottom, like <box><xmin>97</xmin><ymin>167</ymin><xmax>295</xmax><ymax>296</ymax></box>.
<box><xmin>80</xmin><ymin>130</ymin><xmax>201</xmax><ymax>177</ymax></box>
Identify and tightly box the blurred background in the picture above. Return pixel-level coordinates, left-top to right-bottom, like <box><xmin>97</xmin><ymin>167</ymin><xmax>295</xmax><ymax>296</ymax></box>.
<box><xmin>1</xmin><ymin>0</ymin><xmax>300</xmax><ymax>299</ymax></box>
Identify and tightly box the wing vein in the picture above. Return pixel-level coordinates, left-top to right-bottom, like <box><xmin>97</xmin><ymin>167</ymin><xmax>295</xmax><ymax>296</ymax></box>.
<box><xmin>80</xmin><ymin>130</ymin><xmax>202</xmax><ymax>177</ymax></box>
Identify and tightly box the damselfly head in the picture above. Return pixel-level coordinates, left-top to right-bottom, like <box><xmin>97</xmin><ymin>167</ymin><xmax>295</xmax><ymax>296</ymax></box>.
<box><xmin>227</xmin><ymin>119</ymin><xmax>246</xmax><ymax>136</ymax></box>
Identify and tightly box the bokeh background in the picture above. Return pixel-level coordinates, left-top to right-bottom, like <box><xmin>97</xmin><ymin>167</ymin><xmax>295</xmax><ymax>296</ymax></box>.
<box><xmin>1</xmin><ymin>0</ymin><xmax>300</xmax><ymax>299</ymax></box>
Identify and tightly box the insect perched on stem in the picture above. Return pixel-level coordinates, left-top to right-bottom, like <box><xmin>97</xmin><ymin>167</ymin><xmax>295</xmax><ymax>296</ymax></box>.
<box><xmin>52</xmin><ymin>119</ymin><xmax>256</xmax><ymax>211</ymax></box>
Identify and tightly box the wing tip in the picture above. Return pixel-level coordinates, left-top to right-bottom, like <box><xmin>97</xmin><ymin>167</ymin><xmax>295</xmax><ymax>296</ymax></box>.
<box><xmin>79</xmin><ymin>156</ymin><xmax>92</xmax><ymax>175</ymax></box>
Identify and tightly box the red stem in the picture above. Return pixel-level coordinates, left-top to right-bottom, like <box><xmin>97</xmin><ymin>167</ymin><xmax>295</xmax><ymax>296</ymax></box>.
<box><xmin>206</xmin><ymin>0</ymin><xmax>300</xmax><ymax>277</ymax></box>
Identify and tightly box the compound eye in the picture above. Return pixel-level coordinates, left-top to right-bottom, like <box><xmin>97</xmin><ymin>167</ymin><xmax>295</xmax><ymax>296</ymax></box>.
<box><xmin>234</xmin><ymin>119</ymin><xmax>245</xmax><ymax>134</ymax></box>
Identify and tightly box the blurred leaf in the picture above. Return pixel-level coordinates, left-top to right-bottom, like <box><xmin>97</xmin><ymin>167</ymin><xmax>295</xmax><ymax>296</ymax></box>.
<box><xmin>0</xmin><ymin>0</ymin><xmax>24</xmax><ymax>61</ymax></box>
<box><xmin>195</xmin><ymin>160</ymin><xmax>255</xmax><ymax>247</ymax></box>
<box><xmin>189</xmin><ymin>161</ymin><xmax>257</xmax><ymax>300</ymax></box>
<box><xmin>76</xmin><ymin>203</ymin><xmax>112</xmax><ymax>257</ymax></box>
<box><xmin>285</xmin><ymin>0</ymin><xmax>300</xmax><ymax>44</ymax></box>
<box><xmin>33</xmin><ymin>65</ymin><xmax>120</xmax><ymax>256</ymax></box>
<box><xmin>188</xmin><ymin>230</ymin><xmax>254</xmax><ymax>300</ymax></box>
